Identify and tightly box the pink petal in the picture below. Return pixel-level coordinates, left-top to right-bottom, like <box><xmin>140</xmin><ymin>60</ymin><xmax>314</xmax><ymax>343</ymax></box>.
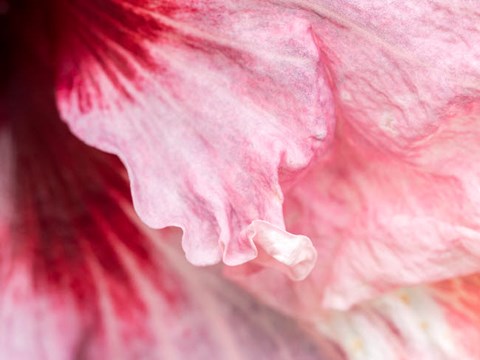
<box><xmin>54</xmin><ymin>0</ymin><xmax>334</xmax><ymax>274</ymax></box>
<box><xmin>228</xmin><ymin>0</ymin><xmax>480</xmax><ymax>312</ymax></box>
<box><xmin>290</xmin><ymin>106</ymin><xmax>480</xmax><ymax>309</ymax></box>
<box><xmin>305</xmin><ymin>0</ymin><xmax>480</xmax><ymax>144</ymax></box>
<box><xmin>0</xmin><ymin>76</ymin><xmax>340</xmax><ymax>358</ymax></box>
<box><xmin>247</xmin><ymin>220</ymin><xmax>317</xmax><ymax>281</ymax></box>
<box><xmin>0</xmin><ymin>232</ymin><xmax>342</xmax><ymax>360</ymax></box>
<box><xmin>315</xmin><ymin>275</ymin><xmax>480</xmax><ymax>359</ymax></box>
<box><xmin>1</xmin><ymin>237</ymin><xmax>342</xmax><ymax>359</ymax></box>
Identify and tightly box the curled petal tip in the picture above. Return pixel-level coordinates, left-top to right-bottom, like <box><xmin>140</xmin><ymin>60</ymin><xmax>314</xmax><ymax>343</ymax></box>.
<box><xmin>245</xmin><ymin>220</ymin><xmax>317</xmax><ymax>281</ymax></box>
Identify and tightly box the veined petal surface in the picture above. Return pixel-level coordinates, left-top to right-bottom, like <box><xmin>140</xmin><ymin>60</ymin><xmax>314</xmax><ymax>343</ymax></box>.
<box><xmin>227</xmin><ymin>0</ymin><xmax>480</xmax><ymax>313</ymax></box>
<box><xmin>55</xmin><ymin>0</ymin><xmax>334</xmax><ymax>274</ymax></box>
<box><xmin>0</xmin><ymin>31</ymin><xmax>340</xmax><ymax>359</ymax></box>
<box><xmin>315</xmin><ymin>275</ymin><xmax>480</xmax><ymax>360</ymax></box>
<box><xmin>0</xmin><ymin>81</ymin><xmax>340</xmax><ymax>360</ymax></box>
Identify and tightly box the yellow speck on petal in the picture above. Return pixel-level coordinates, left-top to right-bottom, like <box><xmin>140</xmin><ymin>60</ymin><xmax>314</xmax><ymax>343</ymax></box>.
<box><xmin>399</xmin><ymin>292</ymin><xmax>410</xmax><ymax>305</ymax></box>
<box><xmin>420</xmin><ymin>321</ymin><xmax>429</xmax><ymax>330</ymax></box>
<box><xmin>351</xmin><ymin>338</ymin><xmax>364</xmax><ymax>352</ymax></box>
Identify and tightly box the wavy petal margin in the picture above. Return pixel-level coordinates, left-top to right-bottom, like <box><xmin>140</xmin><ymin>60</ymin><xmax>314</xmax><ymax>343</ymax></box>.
<box><xmin>54</xmin><ymin>0</ymin><xmax>334</xmax><ymax>276</ymax></box>
<box><xmin>0</xmin><ymin>76</ymin><xmax>341</xmax><ymax>358</ymax></box>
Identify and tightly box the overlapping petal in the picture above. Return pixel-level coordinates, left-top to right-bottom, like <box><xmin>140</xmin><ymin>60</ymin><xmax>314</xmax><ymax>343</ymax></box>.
<box><xmin>286</xmin><ymin>105</ymin><xmax>480</xmax><ymax>310</ymax></box>
<box><xmin>0</xmin><ymin>70</ymin><xmax>340</xmax><ymax>359</ymax></box>
<box><xmin>227</xmin><ymin>0</ymin><xmax>480</xmax><ymax>313</ymax></box>
<box><xmin>3</xmin><ymin>1</ymin><xmax>480</xmax><ymax>358</ymax></box>
<box><xmin>304</xmin><ymin>0</ymin><xmax>480</xmax><ymax>146</ymax></box>
<box><xmin>54</xmin><ymin>0</ymin><xmax>334</xmax><ymax>276</ymax></box>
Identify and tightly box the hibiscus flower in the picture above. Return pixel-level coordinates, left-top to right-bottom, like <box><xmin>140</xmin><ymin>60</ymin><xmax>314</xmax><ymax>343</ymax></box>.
<box><xmin>2</xmin><ymin>0</ymin><xmax>480</xmax><ymax>359</ymax></box>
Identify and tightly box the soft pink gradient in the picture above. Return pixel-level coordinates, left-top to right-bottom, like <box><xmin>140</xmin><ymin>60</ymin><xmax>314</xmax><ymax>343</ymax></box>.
<box><xmin>0</xmin><ymin>95</ymin><xmax>339</xmax><ymax>358</ymax></box>
<box><xmin>2</xmin><ymin>0</ymin><xmax>480</xmax><ymax>359</ymax></box>
<box><xmin>55</xmin><ymin>0</ymin><xmax>334</xmax><ymax>277</ymax></box>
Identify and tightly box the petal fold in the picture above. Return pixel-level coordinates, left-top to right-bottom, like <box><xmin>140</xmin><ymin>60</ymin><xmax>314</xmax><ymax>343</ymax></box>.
<box><xmin>0</xmin><ymin>69</ymin><xmax>340</xmax><ymax>359</ymax></box>
<box><xmin>0</xmin><ymin>38</ymin><xmax>341</xmax><ymax>359</ymax></box>
<box><xmin>227</xmin><ymin>0</ymin><xmax>480</xmax><ymax>312</ymax></box>
<box><xmin>244</xmin><ymin>220</ymin><xmax>317</xmax><ymax>281</ymax></box>
<box><xmin>55</xmin><ymin>0</ymin><xmax>334</xmax><ymax>271</ymax></box>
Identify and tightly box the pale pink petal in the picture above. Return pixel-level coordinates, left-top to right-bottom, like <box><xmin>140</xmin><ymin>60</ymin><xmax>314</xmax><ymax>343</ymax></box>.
<box><xmin>0</xmin><ymin>72</ymin><xmax>340</xmax><ymax>359</ymax></box>
<box><xmin>304</xmin><ymin>0</ymin><xmax>480</xmax><ymax>146</ymax></box>
<box><xmin>228</xmin><ymin>0</ymin><xmax>480</xmax><ymax>312</ymax></box>
<box><xmin>314</xmin><ymin>275</ymin><xmax>480</xmax><ymax>360</ymax></box>
<box><xmin>286</xmin><ymin>105</ymin><xmax>480</xmax><ymax>310</ymax></box>
<box><xmin>54</xmin><ymin>0</ymin><xmax>334</xmax><ymax>273</ymax></box>
<box><xmin>246</xmin><ymin>220</ymin><xmax>317</xmax><ymax>281</ymax></box>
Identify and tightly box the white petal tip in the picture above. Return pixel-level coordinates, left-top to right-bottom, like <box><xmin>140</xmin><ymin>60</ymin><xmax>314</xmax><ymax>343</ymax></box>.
<box><xmin>247</xmin><ymin>220</ymin><xmax>317</xmax><ymax>281</ymax></box>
